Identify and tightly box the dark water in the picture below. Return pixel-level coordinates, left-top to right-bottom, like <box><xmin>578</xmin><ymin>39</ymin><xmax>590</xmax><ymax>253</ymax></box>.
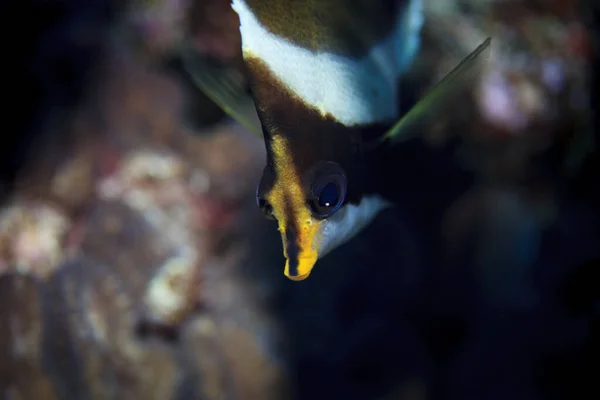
<box><xmin>1</xmin><ymin>0</ymin><xmax>117</xmax><ymax>191</ymax></box>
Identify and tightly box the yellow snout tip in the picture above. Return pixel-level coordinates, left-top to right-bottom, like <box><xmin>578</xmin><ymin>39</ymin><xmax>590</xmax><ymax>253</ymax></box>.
<box><xmin>284</xmin><ymin>256</ymin><xmax>317</xmax><ymax>281</ymax></box>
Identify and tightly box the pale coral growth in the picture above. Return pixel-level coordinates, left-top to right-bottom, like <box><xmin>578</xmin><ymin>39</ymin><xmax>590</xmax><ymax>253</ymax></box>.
<box><xmin>0</xmin><ymin>203</ymin><xmax>70</xmax><ymax>278</ymax></box>
<box><xmin>98</xmin><ymin>149</ymin><xmax>188</xmax><ymax>203</ymax></box>
<box><xmin>94</xmin><ymin>149</ymin><xmax>207</xmax><ymax>327</ymax></box>
<box><xmin>144</xmin><ymin>253</ymin><xmax>199</xmax><ymax>325</ymax></box>
<box><xmin>478</xmin><ymin>69</ymin><xmax>528</xmax><ymax>132</ymax></box>
<box><xmin>120</xmin><ymin>150</ymin><xmax>187</xmax><ymax>183</ymax></box>
<box><xmin>476</xmin><ymin>65</ymin><xmax>553</xmax><ymax>133</ymax></box>
<box><xmin>188</xmin><ymin>167</ymin><xmax>211</xmax><ymax>195</ymax></box>
<box><xmin>98</xmin><ymin>149</ymin><xmax>198</xmax><ymax>251</ymax></box>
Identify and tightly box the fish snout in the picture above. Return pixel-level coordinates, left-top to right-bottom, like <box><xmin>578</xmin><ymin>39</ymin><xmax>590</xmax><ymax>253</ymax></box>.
<box><xmin>284</xmin><ymin>256</ymin><xmax>318</xmax><ymax>281</ymax></box>
<box><xmin>282</xmin><ymin>225</ymin><xmax>319</xmax><ymax>281</ymax></box>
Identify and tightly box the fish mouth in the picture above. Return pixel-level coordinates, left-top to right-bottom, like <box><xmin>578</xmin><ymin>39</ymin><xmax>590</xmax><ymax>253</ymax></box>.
<box><xmin>282</xmin><ymin>224</ymin><xmax>320</xmax><ymax>281</ymax></box>
<box><xmin>284</xmin><ymin>255</ymin><xmax>318</xmax><ymax>281</ymax></box>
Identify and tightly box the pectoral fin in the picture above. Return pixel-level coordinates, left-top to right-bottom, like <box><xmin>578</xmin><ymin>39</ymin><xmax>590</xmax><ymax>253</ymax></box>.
<box><xmin>179</xmin><ymin>45</ymin><xmax>264</xmax><ymax>138</ymax></box>
<box><xmin>382</xmin><ymin>37</ymin><xmax>492</xmax><ymax>144</ymax></box>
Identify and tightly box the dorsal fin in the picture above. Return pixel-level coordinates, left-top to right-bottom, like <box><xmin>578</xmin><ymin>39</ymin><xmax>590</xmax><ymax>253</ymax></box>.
<box><xmin>179</xmin><ymin>46</ymin><xmax>264</xmax><ymax>138</ymax></box>
<box><xmin>381</xmin><ymin>37</ymin><xmax>492</xmax><ymax>144</ymax></box>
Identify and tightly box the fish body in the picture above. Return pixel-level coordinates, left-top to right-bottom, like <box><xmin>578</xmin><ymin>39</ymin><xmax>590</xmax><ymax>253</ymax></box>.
<box><xmin>235</xmin><ymin>0</ymin><xmax>423</xmax><ymax>280</ymax></box>
<box><xmin>182</xmin><ymin>0</ymin><xmax>491</xmax><ymax>281</ymax></box>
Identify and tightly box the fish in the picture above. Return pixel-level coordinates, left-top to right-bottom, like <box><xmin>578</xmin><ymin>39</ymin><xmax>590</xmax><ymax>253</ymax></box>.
<box><xmin>181</xmin><ymin>0</ymin><xmax>491</xmax><ymax>281</ymax></box>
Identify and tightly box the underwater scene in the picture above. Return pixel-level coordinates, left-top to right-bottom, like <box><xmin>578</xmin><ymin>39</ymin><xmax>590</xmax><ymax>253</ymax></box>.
<box><xmin>1</xmin><ymin>0</ymin><xmax>599</xmax><ymax>399</ymax></box>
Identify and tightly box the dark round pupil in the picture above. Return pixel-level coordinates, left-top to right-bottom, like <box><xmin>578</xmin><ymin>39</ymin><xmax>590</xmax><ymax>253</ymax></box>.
<box><xmin>318</xmin><ymin>182</ymin><xmax>339</xmax><ymax>208</ymax></box>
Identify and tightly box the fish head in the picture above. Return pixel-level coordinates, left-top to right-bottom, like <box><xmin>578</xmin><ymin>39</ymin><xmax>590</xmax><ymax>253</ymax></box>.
<box><xmin>247</xmin><ymin>54</ymin><xmax>389</xmax><ymax>281</ymax></box>
<box><xmin>257</xmin><ymin>139</ymin><xmax>358</xmax><ymax>281</ymax></box>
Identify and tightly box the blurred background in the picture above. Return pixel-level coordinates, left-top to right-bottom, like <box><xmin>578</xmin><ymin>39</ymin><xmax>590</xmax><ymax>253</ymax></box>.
<box><xmin>1</xmin><ymin>0</ymin><xmax>599</xmax><ymax>399</ymax></box>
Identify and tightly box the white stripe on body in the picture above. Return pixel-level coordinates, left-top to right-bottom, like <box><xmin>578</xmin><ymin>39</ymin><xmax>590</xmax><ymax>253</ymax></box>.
<box><xmin>232</xmin><ymin>0</ymin><xmax>424</xmax><ymax>126</ymax></box>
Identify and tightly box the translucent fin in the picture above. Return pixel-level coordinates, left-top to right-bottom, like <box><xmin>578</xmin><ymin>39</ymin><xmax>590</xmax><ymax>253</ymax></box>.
<box><xmin>382</xmin><ymin>37</ymin><xmax>492</xmax><ymax>144</ymax></box>
<box><xmin>179</xmin><ymin>46</ymin><xmax>264</xmax><ymax>138</ymax></box>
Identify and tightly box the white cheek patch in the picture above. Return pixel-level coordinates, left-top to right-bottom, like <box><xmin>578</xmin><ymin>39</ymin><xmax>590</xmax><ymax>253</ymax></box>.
<box><xmin>232</xmin><ymin>0</ymin><xmax>424</xmax><ymax>126</ymax></box>
<box><xmin>318</xmin><ymin>195</ymin><xmax>391</xmax><ymax>258</ymax></box>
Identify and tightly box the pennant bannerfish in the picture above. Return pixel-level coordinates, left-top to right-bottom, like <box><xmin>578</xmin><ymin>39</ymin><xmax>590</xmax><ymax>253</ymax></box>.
<box><xmin>182</xmin><ymin>0</ymin><xmax>491</xmax><ymax>281</ymax></box>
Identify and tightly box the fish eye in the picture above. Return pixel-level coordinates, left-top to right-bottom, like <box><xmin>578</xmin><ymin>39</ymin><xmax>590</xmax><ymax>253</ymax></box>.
<box><xmin>308</xmin><ymin>162</ymin><xmax>347</xmax><ymax>219</ymax></box>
